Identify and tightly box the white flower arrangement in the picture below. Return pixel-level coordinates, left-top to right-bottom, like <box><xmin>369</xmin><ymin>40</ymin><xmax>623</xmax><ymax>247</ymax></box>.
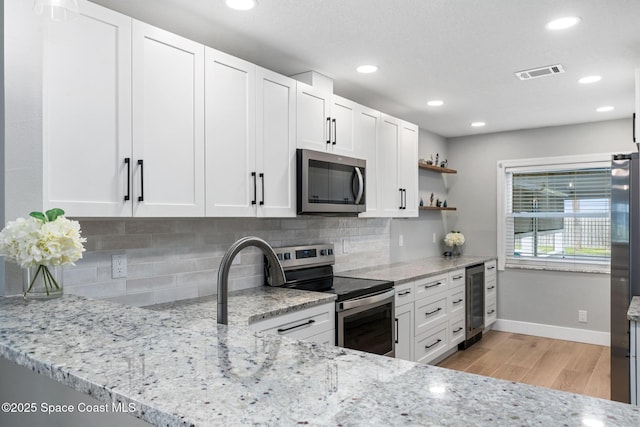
<box><xmin>444</xmin><ymin>231</ymin><xmax>465</xmax><ymax>247</ymax></box>
<box><xmin>0</xmin><ymin>208</ymin><xmax>86</xmax><ymax>296</ymax></box>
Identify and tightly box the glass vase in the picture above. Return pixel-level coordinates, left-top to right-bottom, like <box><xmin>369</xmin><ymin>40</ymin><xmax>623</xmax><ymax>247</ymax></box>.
<box><xmin>23</xmin><ymin>265</ymin><xmax>63</xmax><ymax>300</ymax></box>
<box><xmin>452</xmin><ymin>245</ymin><xmax>462</xmax><ymax>256</ymax></box>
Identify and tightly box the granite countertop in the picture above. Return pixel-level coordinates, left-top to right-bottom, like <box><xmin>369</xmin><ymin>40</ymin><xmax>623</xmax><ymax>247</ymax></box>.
<box><xmin>338</xmin><ymin>255</ymin><xmax>496</xmax><ymax>285</ymax></box>
<box><xmin>1</xmin><ymin>294</ymin><xmax>639</xmax><ymax>426</ymax></box>
<box><xmin>145</xmin><ymin>286</ymin><xmax>337</xmax><ymax>327</ymax></box>
<box><xmin>629</xmin><ymin>296</ymin><xmax>640</xmax><ymax>321</ymax></box>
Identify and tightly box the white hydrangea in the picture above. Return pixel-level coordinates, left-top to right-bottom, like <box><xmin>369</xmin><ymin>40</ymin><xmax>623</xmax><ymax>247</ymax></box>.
<box><xmin>444</xmin><ymin>231</ymin><xmax>465</xmax><ymax>247</ymax></box>
<box><xmin>0</xmin><ymin>216</ymin><xmax>86</xmax><ymax>268</ymax></box>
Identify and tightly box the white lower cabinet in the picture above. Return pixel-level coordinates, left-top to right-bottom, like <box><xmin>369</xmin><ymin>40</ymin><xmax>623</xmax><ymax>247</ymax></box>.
<box><xmin>415</xmin><ymin>321</ymin><xmax>448</xmax><ymax>364</ymax></box>
<box><xmin>394</xmin><ymin>281</ymin><xmax>415</xmax><ymax>361</ymax></box>
<box><xmin>249</xmin><ymin>302</ymin><xmax>335</xmax><ymax>344</ymax></box>
<box><xmin>414</xmin><ymin>292</ymin><xmax>448</xmax><ymax>336</ymax></box>
<box><xmin>484</xmin><ymin>260</ymin><xmax>498</xmax><ymax>328</ymax></box>
<box><xmin>449</xmin><ymin>315</ymin><xmax>466</xmax><ymax>347</ymax></box>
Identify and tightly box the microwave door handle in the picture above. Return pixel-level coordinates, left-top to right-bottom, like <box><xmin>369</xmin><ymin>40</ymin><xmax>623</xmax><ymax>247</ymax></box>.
<box><xmin>353</xmin><ymin>167</ymin><xmax>364</xmax><ymax>204</ymax></box>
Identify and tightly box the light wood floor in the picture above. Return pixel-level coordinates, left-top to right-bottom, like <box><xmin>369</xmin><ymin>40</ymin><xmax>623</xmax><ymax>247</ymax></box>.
<box><xmin>438</xmin><ymin>330</ymin><xmax>610</xmax><ymax>399</ymax></box>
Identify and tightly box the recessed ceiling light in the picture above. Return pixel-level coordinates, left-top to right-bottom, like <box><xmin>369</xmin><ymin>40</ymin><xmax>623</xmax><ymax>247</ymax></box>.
<box><xmin>471</xmin><ymin>122</ymin><xmax>486</xmax><ymax>127</ymax></box>
<box><xmin>578</xmin><ymin>75</ymin><xmax>602</xmax><ymax>84</ymax></box>
<box><xmin>225</xmin><ymin>0</ymin><xmax>257</xmax><ymax>11</ymax></box>
<box><xmin>546</xmin><ymin>16</ymin><xmax>581</xmax><ymax>30</ymax></box>
<box><xmin>427</xmin><ymin>100</ymin><xmax>444</xmax><ymax>107</ymax></box>
<box><xmin>596</xmin><ymin>106</ymin><xmax>614</xmax><ymax>112</ymax></box>
<box><xmin>356</xmin><ymin>65</ymin><xmax>378</xmax><ymax>74</ymax></box>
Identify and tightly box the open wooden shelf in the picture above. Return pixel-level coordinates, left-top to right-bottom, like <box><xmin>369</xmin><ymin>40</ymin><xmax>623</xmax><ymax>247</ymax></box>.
<box><xmin>418</xmin><ymin>162</ymin><xmax>457</xmax><ymax>174</ymax></box>
<box><xmin>419</xmin><ymin>206</ymin><xmax>457</xmax><ymax>211</ymax></box>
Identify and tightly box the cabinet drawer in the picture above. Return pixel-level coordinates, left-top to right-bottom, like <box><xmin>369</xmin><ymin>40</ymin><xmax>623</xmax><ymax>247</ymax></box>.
<box><xmin>448</xmin><ymin>269</ymin><xmax>465</xmax><ymax>290</ymax></box>
<box><xmin>449</xmin><ymin>316</ymin><xmax>466</xmax><ymax>347</ymax></box>
<box><xmin>449</xmin><ymin>288</ymin><xmax>465</xmax><ymax>317</ymax></box>
<box><xmin>415</xmin><ymin>321</ymin><xmax>448</xmax><ymax>364</ymax></box>
<box><xmin>250</xmin><ymin>303</ymin><xmax>335</xmax><ymax>341</ymax></box>
<box><xmin>484</xmin><ymin>260</ymin><xmax>497</xmax><ymax>279</ymax></box>
<box><xmin>485</xmin><ymin>300</ymin><xmax>497</xmax><ymax>327</ymax></box>
<box><xmin>414</xmin><ymin>274</ymin><xmax>448</xmax><ymax>301</ymax></box>
<box><xmin>306</xmin><ymin>329</ymin><xmax>335</xmax><ymax>346</ymax></box>
<box><xmin>485</xmin><ymin>279</ymin><xmax>497</xmax><ymax>298</ymax></box>
<box><xmin>414</xmin><ymin>292</ymin><xmax>448</xmax><ymax>336</ymax></box>
<box><xmin>395</xmin><ymin>282</ymin><xmax>415</xmax><ymax>307</ymax></box>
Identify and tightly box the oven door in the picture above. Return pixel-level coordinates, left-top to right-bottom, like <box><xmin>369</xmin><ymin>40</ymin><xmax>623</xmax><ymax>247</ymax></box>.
<box><xmin>336</xmin><ymin>289</ymin><xmax>395</xmax><ymax>357</ymax></box>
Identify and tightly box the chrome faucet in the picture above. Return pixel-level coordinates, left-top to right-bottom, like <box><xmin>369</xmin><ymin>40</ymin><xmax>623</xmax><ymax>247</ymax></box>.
<box><xmin>217</xmin><ymin>236</ymin><xmax>286</xmax><ymax>325</ymax></box>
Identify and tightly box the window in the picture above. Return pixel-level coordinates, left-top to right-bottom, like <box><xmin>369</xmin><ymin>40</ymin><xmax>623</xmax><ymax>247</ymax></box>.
<box><xmin>497</xmin><ymin>154</ymin><xmax>611</xmax><ymax>273</ymax></box>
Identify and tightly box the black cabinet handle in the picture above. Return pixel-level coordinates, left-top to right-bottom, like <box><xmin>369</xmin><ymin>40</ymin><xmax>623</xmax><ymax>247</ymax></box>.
<box><xmin>488</xmin><ymin>286</ymin><xmax>496</xmax><ymax>290</ymax></box>
<box><xmin>453</xmin><ymin>275</ymin><xmax>463</xmax><ymax>280</ymax></box>
<box><xmin>137</xmin><ymin>159</ymin><xmax>144</xmax><ymax>202</ymax></box>
<box><xmin>425</xmin><ymin>339</ymin><xmax>442</xmax><ymax>349</ymax></box>
<box><xmin>259</xmin><ymin>173</ymin><xmax>265</xmax><ymax>206</ymax></box>
<box><xmin>395</xmin><ymin>318</ymin><xmax>399</xmax><ymax>344</ymax></box>
<box><xmin>403</xmin><ymin>189</ymin><xmax>407</xmax><ymax>209</ymax></box>
<box><xmin>487</xmin><ymin>266</ymin><xmax>496</xmax><ymax>270</ymax></box>
<box><xmin>332</xmin><ymin>118</ymin><xmax>337</xmax><ymax>145</ymax></box>
<box><xmin>124</xmin><ymin>158</ymin><xmax>131</xmax><ymax>201</ymax></box>
<box><xmin>398</xmin><ymin>290</ymin><xmax>412</xmax><ymax>296</ymax></box>
<box><xmin>487</xmin><ymin>309</ymin><xmax>496</xmax><ymax>315</ymax></box>
<box><xmin>399</xmin><ymin>188</ymin><xmax>403</xmax><ymax>209</ymax></box>
<box><xmin>326</xmin><ymin>117</ymin><xmax>331</xmax><ymax>145</ymax></box>
<box><xmin>277</xmin><ymin>319</ymin><xmax>315</xmax><ymax>333</ymax></box>
<box><xmin>251</xmin><ymin>172</ymin><xmax>257</xmax><ymax>205</ymax></box>
<box><xmin>425</xmin><ymin>282</ymin><xmax>442</xmax><ymax>289</ymax></box>
<box><xmin>425</xmin><ymin>307</ymin><xmax>442</xmax><ymax>316</ymax></box>
<box><xmin>453</xmin><ymin>327</ymin><xmax>463</xmax><ymax>333</ymax></box>
<box><xmin>453</xmin><ymin>299</ymin><xmax>463</xmax><ymax>304</ymax></box>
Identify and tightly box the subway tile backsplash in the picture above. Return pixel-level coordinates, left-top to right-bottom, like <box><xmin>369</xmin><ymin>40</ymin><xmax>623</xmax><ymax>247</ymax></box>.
<box><xmin>56</xmin><ymin>217</ymin><xmax>391</xmax><ymax>306</ymax></box>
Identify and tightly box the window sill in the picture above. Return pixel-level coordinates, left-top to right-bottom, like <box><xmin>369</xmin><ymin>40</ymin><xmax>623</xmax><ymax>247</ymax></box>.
<box><xmin>505</xmin><ymin>263</ymin><xmax>610</xmax><ymax>274</ymax></box>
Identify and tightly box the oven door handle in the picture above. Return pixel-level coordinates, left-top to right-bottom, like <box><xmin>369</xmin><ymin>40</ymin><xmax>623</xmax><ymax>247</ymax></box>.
<box><xmin>337</xmin><ymin>289</ymin><xmax>395</xmax><ymax>312</ymax></box>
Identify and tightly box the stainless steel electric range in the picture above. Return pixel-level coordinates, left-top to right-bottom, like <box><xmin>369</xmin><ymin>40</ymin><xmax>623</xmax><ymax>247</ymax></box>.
<box><xmin>265</xmin><ymin>243</ymin><xmax>395</xmax><ymax>357</ymax></box>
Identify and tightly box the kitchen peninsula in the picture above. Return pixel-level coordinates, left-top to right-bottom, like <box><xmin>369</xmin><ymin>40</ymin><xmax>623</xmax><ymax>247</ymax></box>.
<box><xmin>1</xmin><ymin>294</ymin><xmax>638</xmax><ymax>426</ymax></box>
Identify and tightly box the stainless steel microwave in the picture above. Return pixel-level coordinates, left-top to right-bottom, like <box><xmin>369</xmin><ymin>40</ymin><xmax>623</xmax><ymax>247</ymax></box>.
<box><xmin>297</xmin><ymin>149</ymin><xmax>366</xmax><ymax>214</ymax></box>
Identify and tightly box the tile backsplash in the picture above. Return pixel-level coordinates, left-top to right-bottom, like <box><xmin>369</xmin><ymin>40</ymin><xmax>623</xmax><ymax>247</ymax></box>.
<box><xmin>53</xmin><ymin>217</ymin><xmax>391</xmax><ymax>306</ymax></box>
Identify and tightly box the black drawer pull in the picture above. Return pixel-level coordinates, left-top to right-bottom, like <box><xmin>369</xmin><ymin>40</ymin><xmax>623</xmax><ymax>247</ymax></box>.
<box><xmin>137</xmin><ymin>159</ymin><xmax>144</xmax><ymax>202</ymax></box>
<box><xmin>398</xmin><ymin>290</ymin><xmax>412</xmax><ymax>296</ymax></box>
<box><xmin>487</xmin><ymin>266</ymin><xmax>496</xmax><ymax>270</ymax></box>
<box><xmin>453</xmin><ymin>327</ymin><xmax>463</xmax><ymax>333</ymax></box>
<box><xmin>425</xmin><ymin>307</ymin><xmax>442</xmax><ymax>316</ymax></box>
<box><xmin>277</xmin><ymin>319</ymin><xmax>315</xmax><ymax>333</ymax></box>
<box><xmin>425</xmin><ymin>282</ymin><xmax>443</xmax><ymax>289</ymax></box>
<box><xmin>487</xmin><ymin>309</ymin><xmax>496</xmax><ymax>315</ymax></box>
<box><xmin>452</xmin><ymin>275</ymin><xmax>463</xmax><ymax>280</ymax></box>
<box><xmin>453</xmin><ymin>299</ymin><xmax>463</xmax><ymax>304</ymax></box>
<box><xmin>487</xmin><ymin>286</ymin><xmax>496</xmax><ymax>290</ymax></box>
<box><xmin>425</xmin><ymin>339</ymin><xmax>442</xmax><ymax>349</ymax></box>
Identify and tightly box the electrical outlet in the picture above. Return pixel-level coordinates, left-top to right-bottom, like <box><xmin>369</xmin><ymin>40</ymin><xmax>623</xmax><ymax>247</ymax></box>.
<box><xmin>342</xmin><ymin>238</ymin><xmax>349</xmax><ymax>254</ymax></box>
<box><xmin>399</xmin><ymin>234</ymin><xmax>404</xmax><ymax>247</ymax></box>
<box><xmin>432</xmin><ymin>233</ymin><xmax>437</xmax><ymax>244</ymax></box>
<box><xmin>578</xmin><ymin>310</ymin><xmax>587</xmax><ymax>323</ymax></box>
<box><xmin>112</xmin><ymin>254</ymin><xmax>127</xmax><ymax>279</ymax></box>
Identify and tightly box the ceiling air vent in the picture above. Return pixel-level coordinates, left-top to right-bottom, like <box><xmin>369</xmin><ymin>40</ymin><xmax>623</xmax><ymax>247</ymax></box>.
<box><xmin>515</xmin><ymin>64</ymin><xmax>565</xmax><ymax>80</ymax></box>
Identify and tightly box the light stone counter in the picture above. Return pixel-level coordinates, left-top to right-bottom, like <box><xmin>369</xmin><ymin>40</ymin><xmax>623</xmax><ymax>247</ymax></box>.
<box><xmin>629</xmin><ymin>296</ymin><xmax>640</xmax><ymax>321</ymax></box>
<box><xmin>145</xmin><ymin>286</ymin><xmax>337</xmax><ymax>328</ymax></box>
<box><xmin>1</xmin><ymin>294</ymin><xmax>639</xmax><ymax>426</ymax></box>
<box><xmin>337</xmin><ymin>255</ymin><xmax>496</xmax><ymax>285</ymax></box>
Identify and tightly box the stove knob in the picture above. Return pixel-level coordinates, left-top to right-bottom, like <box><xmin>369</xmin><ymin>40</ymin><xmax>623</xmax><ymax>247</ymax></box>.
<box><xmin>284</xmin><ymin>253</ymin><xmax>291</xmax><ymax>260</ymax></box>
<box><xmin>328</xmin><ymin>249</ymin><xmax>333</xmax><ymax>255</ymax></box>
<box><xmin>277</xmin><ymin>253</ymin><xmax>283</xmax><ymax>261</ymax></box>
<box><xmin>320</xmin><ymin>249</ymin><xmax>327</xmax><ymax>256</ymax></box>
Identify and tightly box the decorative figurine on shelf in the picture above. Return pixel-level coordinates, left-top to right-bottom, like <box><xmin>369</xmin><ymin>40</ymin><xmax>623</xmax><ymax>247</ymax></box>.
<box><xmin>430</xmin><ymin>193</ymin><xmax>434</xmax><ymax>207</ymax></box>
<box><xmin>435</xmin><ymin>153</ymin><xmax>439</xmax><ymax>168</ymax></box>
<box><xmin>426</xmin><ymin>155</ymin><xmax>434</xmax><ymax>165</ymax></box>
<box><xmin>443</xmin><ymin>200</ymin><xmax>448</xmax><ymax>208</ymax></box>
<box><xmin>420</xmin><ymin>197</ymin><xmax>424</xmax><ymax>207</ymax></box>
<box><xmin>440</xmin><ymin>159</ymin><xmax>448</xmax><ymax>168</ymax></box>
<box><xmin>436</xmin><ymin>199</ymin><xmax>442</xmax><ymax>207</ymax></box>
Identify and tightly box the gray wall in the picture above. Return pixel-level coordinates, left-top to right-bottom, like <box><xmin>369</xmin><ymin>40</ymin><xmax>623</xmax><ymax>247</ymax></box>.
<box><xmin>447</xmin><ymin>118</ymin><xmax>633</xmax><ymax>332</ymax></box>
<box><xmin>391</xmin><ymin>128</ymin><xmax>451</xmax><ymax>262</ymax></box>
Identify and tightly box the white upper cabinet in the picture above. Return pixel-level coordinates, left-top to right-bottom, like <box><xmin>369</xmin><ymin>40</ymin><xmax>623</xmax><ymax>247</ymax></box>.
<box><xmin>132</xmin><ymin>21</ymin><xmax>205</xmax><ymax>217</ymax></box>
<box><xmin>204</xmin><ymin>48</ymin><xmax>257</xmax><ymax>217</ymax></box>
<box><xmin>375</xmin><ymin>114</ymin><xmax>419</xmax><ymax>217</ymax></box>
<box><xmin>256</xmin><ymin>67</ymin><xmax>297</xmax><ymax>217</ymax></box>
<box><xmin>42</xmin><ymin>1</ymin><xmax>132</xmax><ymax>217</ymax></box>
<box><xmin>355</xmin><ymin>105</ymin><xmax>381</xmax><ymax>218</ymax></box>
<box><xmin>330</xmin><ymin>95</ymin><xmax>357</xmax><ymax>156</ymax></box>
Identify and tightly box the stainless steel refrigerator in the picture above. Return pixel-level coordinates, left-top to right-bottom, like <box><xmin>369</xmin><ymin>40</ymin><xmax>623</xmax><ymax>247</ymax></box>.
<box><xmin>611</xmin><ymin>152</ymin><xmax>640</xmax><ymax>403</ymax></box>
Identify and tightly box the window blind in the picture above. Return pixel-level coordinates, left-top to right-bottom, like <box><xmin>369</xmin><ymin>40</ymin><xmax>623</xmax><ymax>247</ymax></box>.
<box><xmin>504</xmin><ymin>165</ymin><xmax>611</xmax><ymax>272</ymax></box>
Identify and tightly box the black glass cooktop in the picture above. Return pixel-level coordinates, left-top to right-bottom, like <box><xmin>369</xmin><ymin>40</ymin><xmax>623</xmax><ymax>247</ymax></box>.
<box><xmin>330</xmin><ymin>276</ymin><xmax>394</xmax><ymax>302</ymax></box>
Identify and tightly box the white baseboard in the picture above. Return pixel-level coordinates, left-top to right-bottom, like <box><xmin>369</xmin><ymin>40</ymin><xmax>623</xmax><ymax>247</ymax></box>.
<box><xmin>492</xmin><ymin>318</ymin><xmax>610</xmax><ymax>347</ymax></box>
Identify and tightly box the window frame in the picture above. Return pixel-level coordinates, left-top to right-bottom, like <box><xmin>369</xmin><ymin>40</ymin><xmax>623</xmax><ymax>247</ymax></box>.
<box><xmin>497</xmin><ymin>153</ymin><xmax>613</xmax><ymax>273</ymax></box>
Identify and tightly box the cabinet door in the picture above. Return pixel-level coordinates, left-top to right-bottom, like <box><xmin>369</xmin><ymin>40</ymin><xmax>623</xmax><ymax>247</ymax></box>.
<box><xmin>395</xmin><ymin>302</ymin><xmax>414</xmax><ymax>361</ymax></box>
<box><xmin>330</xmin><ymin>95</ymin><xmax>356</xmax><ymax>155</ymax></box>
<box><xmin>377</xmin><ymin>114</ymin><xmax>401</xmax><ymax>216</ymax></box>
<box><xmin>400</xmin><ymin>122</ymin><xmax>419</xmax><ymax>217</ymax></box>
<box><xmin>42</xmin><ymin>2</ymin><xmax>132</xmax><ymax>217</ymax></box>
<box><xmin>132</xmin><ymin>21</ymin><xmax>205</xmax><ymax>217</ymax></box>
<box><xmin>296</xmin><ymin>82</ymin><xmax>331</xmax><ymax>151</ymax></box>
<box><xmin>355</xmin><ymin>105</ymin><xmax>380</xmax><ymax>218</ymax></box>
<box><xmin>205</xmin><ymin>48</ymin><xmax>256</xmax><ymax>217</ymax></box>
<box><xmin>256</xmin><ymin>67</ymin><xmax>296</xmax><ymax>217</ymax></box>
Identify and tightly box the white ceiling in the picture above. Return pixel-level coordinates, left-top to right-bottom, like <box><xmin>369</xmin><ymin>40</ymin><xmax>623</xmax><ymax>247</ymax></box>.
<box><xmin>90</xmin><ymin>0</ymin><xmax>640</xmax><ymax>138</ymax></box>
